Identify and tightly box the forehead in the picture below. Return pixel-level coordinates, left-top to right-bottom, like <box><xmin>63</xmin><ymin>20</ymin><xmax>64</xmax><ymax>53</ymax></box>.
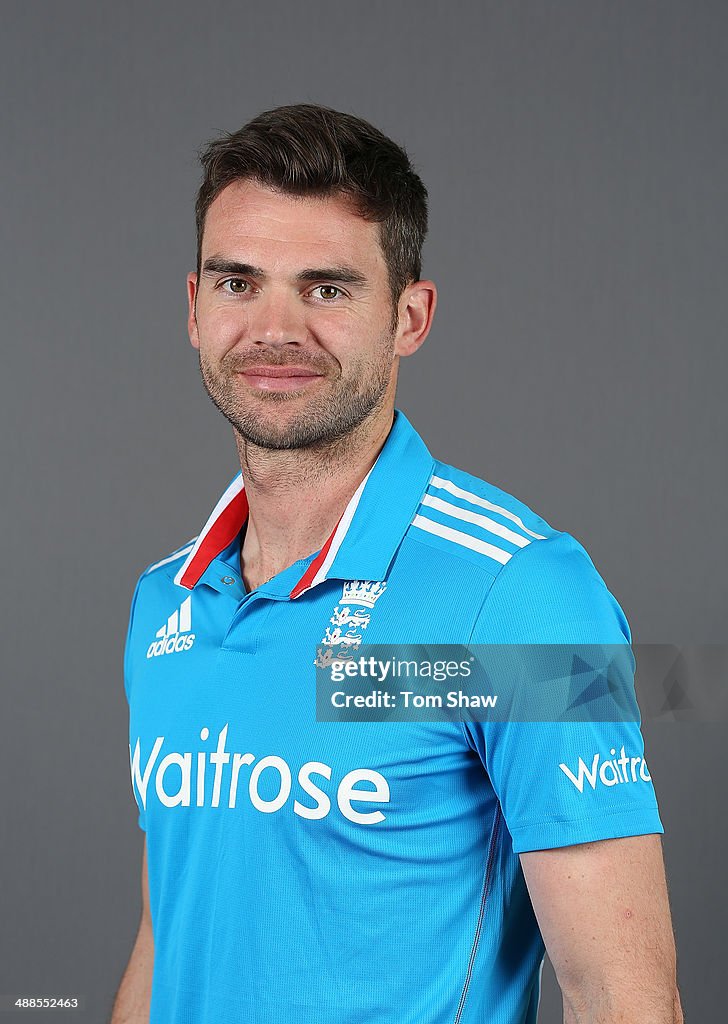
<box><xmin>201</xmin><ymin>179</ymin><xmax>384</xmax><ymax>272</ymax></box>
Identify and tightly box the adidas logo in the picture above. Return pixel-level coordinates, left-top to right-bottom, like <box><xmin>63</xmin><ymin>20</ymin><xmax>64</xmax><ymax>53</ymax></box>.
<box><xmin>146</xmin><ymin>597</ymin><xmax>196</xmax><ymax>659</ymax></box>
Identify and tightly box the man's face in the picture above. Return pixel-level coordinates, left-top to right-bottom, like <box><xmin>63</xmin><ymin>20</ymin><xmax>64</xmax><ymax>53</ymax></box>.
<box><xmin>187</xmin><ymin>179</ymin><xmax>402</xmax><ymax>450</ymax></box>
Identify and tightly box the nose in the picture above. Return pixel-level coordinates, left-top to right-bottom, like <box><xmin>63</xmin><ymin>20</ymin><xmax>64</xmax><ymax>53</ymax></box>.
<box><xmin>247</xmin><ymin>288</ymin><xmax>307</xmax><ymax>348</ymax></box>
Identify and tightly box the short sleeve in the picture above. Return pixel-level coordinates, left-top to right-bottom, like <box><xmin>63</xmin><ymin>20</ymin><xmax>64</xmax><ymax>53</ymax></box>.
<box><xmin>463</xmin><ymin>532</ymin><xmax>663</xmax><ymax>853</ymax></box>
<box><xmin>123</xmin><ymin>572</ymin><xmax>147</xmax><ymax>833</ymax></box>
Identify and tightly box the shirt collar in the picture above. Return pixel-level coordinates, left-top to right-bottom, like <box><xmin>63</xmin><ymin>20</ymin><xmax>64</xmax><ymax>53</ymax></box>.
<box><xmin>172</xmin><ymin>409</ymin><xmax>435</xmax><ymax>598</ymax></box>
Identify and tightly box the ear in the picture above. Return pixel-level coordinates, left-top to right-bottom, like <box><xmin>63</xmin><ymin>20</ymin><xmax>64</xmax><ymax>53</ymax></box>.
<box><xmin>394</xmin><ymin>280</ymin><xmax>437</xmax><ymax>358</ymax></box>
<box><xmin>187</xmin><ymin>272</ymin><xmax>200</xmax><ymax>350</ymax></box>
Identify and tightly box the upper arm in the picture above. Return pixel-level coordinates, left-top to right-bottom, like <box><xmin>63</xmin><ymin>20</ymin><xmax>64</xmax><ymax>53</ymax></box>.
<box><xmin>465</xmin><ymin>529</ymin><xmax>679</xmax><ymax>1013</ymax></box>
<box><xmin>465</xmin><ymin>533</ymin><xmax>664</xmax><ymax>853</ymax></box>
<box><xmin>520</xmin><ymin>834</ymin><xmax>679</xmax><ymax>1010</ymax></box>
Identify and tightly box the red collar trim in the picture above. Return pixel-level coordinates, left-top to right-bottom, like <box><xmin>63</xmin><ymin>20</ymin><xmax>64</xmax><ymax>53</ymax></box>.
<box><xmin>176</xmin><ymin>484</ymin><xmax>249</xmax><ymax>589</ymax></box>
<box><xmin>173</xmin><ymin>472</ymin><xmax>346</xmax><ymax>598</ymax></box>
<box><xmin>289</xmin><ymin>511</ymin><xmax>345</xmax><ymax>599</ymax></box>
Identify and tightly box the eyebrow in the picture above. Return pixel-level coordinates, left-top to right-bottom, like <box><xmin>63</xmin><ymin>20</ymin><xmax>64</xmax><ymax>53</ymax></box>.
<box><xmin>201</xmin><ymin>256</ymin><xmax>368</xmax><ymax>287</ymax></box>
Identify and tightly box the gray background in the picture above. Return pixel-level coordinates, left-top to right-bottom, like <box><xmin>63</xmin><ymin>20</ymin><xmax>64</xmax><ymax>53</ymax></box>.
<box><xmin>1</xmin><ymin>1</ymin><xmax>724</xmax><ymax>1020</ymax></box>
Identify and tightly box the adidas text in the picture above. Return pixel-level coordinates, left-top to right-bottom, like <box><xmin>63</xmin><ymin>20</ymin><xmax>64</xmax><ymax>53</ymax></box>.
<box><xmin>147</xmin><ymin>596</ymin><xmax>195</xmax><ymax>658</ymax></box>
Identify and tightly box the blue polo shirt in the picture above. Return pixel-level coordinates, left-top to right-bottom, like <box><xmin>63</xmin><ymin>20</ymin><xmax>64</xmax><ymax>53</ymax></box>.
<box><xmin>124</xmin><ymin>409</ymin><xmax>663</xmax><ymax>1024</ymax></box>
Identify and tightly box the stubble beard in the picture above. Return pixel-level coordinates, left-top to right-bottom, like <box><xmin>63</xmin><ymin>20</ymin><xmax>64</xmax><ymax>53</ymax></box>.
<box><xmin>197</xmin><ymin>337</ymin><xmax>396</xmax><ymax>452</ymax></box>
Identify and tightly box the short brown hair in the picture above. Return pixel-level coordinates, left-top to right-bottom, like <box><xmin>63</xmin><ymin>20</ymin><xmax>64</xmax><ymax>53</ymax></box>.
<box><xmin>195</xmin><ymin>103</ymin><xmax>429</xmax><ymax>308</ymax></box>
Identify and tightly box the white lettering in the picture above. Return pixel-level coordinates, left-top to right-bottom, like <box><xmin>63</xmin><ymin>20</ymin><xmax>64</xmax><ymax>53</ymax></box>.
<box><xmin>155</xmin><ymin>752</ymin><xmax>191</xmax><ymax>807</ymax></box>
<box><xmin>145</xmin><ymin>632</ymin><xmax>196</xmax><ymax>659</ymax></box>
<box><xmin>210</xmin><ymin>725</ymin><xmax>231</xmax><ymax>808</ymax></box>
<box><xmin>559</xmin><ymin>753</ymin><xmax>600</xmax><ymax>793</ymax></box>
<box><xmin>196</xmin><ymin>750</ymin><xmax>206</xmax><ymax>806</ymax></box>
<box><xmin>129</xmin><ymin>736</ymin><xmax>164</xmax><ymax>809</ymax></box>
<box><xmin>229</xmin><ymin>752</ymin><xmax>254</xmax><ymax>808</ymax></box>
<box><xmin>249</xmin><ymin>755</ymin><xmax>292</xmax><ymax>813</ymax></box>
<box><xmin>599</xmin><ymin>759</ymin><xmax>619</xmax><ymax>786</ymax></box>
<box><xmin>559</xmin><ymin>748</ymin><xmax>653</xmax><ymax>793</ymax></box>
<box><xmin>337</xmin><ymin>769</ymin><xmax>390</xmax><ymax>825</ymax></box>
<box><xmin>130</xmin><ymin>734</ymin><xmax>391</xmax><ymax>825</ymax></box>
<box><xmin>294</xmin><ymin>762</ymin><xmax>332</xmax><ymax>819</ymax></box>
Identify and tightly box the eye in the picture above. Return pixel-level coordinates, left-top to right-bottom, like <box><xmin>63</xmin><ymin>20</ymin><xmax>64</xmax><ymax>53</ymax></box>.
<box><xmin>221</xmin><ymin>277</ymin><xmax>249</xmax><ymax>294</ymax></box>
<box><xmin>311</xmin><ymin>284</ymin><xmax>344</xmax><ymax>301</ymax></box>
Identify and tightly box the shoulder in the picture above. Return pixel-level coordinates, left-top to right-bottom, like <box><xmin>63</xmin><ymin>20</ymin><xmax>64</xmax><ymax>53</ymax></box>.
<box><xmin>122</xmin><ymin>537</ymin><xmax>198</xmax><ymax>701</ymax></box>
<box><xmin>126</xmin><ymin>535</ymin><xmax>199</xmax><ymax>615</ymax></box>
<box><xmin>405</xmin><ymin>458</ymin><xmax>629</xmax><ymax>644</ymax></box>
<box><xmin>405</xmin><ymin>457</ymin><xmax>559</xmax><ymax>580</ymax></box>
<box><xmin>426</xmin><ymin>459</ymin><xmax>557</xmax><ymax>544</ymax></box>
<box><xmin>138</xmin><ymin>536</ymin><xmax>198</xmax><ymax>583</ymax></box>
<box><xmin>123</xmin><ymin>536</ymin><xmax>198</xmax><ymax>644</ymax></box>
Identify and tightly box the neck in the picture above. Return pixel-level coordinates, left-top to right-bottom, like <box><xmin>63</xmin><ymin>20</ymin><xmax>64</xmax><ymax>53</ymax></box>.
<box><xmin>236</xmin><ymin>406</ymin><xmax>395</xmax><ymax>591</ymax></box>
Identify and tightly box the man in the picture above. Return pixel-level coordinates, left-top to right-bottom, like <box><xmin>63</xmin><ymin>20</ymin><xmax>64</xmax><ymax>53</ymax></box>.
<box><xmin>112</xmin><ymin>104</ymin><xmax>683</xmax><ymax>1023</ymax></box>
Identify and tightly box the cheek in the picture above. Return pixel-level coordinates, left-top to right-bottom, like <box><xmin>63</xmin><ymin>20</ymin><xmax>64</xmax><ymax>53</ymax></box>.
<box><xmin>319</xmin><ymin>307</ymin><xmax>391</xmax><ymax>350</ymax></box>
<box><xmin>338</xmin><ymin>335</ymin><xmax>396</xmax><ymax>381</ymax></box>
<box><xmin>198</xmin><ymin>305</ymin><xmax>249</xmax><ymax>348</ymax></box>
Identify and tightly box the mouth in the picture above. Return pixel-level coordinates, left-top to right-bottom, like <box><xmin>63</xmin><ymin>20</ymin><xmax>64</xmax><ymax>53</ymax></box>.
<box><xmin>237</xmin><ymin>366</ymin><xmax>326</xmax><ymax>392</ymax></box>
